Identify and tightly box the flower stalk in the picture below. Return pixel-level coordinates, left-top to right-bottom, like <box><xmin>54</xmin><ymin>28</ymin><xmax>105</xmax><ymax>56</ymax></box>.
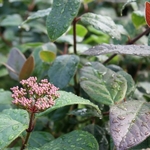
<box><xmin>11</xmin><ymin>77</ymin><xmax>59</xmax><ymax>149</ymax></box>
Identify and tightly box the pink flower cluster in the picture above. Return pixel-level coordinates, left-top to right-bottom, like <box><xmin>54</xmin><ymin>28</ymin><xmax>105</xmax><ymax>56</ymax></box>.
<box><xmin>11</xmin><ymin>77</ymin><xmax>59</xmax><ymax>113</ymax></box>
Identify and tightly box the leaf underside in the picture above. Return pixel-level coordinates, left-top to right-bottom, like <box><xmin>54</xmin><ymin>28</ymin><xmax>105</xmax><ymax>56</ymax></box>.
<box><xmin>83</xmin><ymin>44</ymin><xmax>150</xmax><ymax>56</ymax></box>
<box><xmin>110</xmin><ymin>100</ymin><xmax>150</xmax><ymax>150</ymax></box>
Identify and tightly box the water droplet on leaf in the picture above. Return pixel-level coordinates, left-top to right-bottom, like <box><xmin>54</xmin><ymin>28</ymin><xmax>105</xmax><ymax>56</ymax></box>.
<box><xmin>8</xmin><ymin>135</ymin><xmax>14</xmax><ymax>141</ymax></box>
<box><xmin>117</xmin><ymin>115</ymin><xmax>125</xmax><ymax>120</ymax></box>
<box><xmin>12</xmin><ymin>124</ymin><xmax>19</xmax><ymax>130</ymax></box>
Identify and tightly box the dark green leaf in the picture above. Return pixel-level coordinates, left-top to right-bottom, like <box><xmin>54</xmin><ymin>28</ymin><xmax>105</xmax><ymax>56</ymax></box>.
<box><xmin>46</xmin><ymin>0</ymin><xmax>81</xmax><ymax>41</ymax></box>
<box><xmin>38</xmin><ymin>91</ymin><xmax>101</xmax><ymax>117</ymax></box>
<box><xmin>19</xmin><ymin>55</ymin><xmax>34</xmax><ymax>81</ymax></box>
<box><xmin>110</xmin><ymin>100</ymin><xmax>150</xmax><ymax>149</ymax></box>
<box><xmin>83</xmin><ymin>124</ymin><xmax>108</xmax><ymax>150</ymax></box>
<box><xmin>0</xmin><ymin>109</ymin><xmax>29</xmax><ymax>149</ymax></box>
<box><xmin>79</xmin><ymin>62</ymin><xmax>127</xmax><ymax>105</ymax></box>
<box><xmin>48</xmin><ymin>55</ymin><xmax>79</xmax><ymax>89</ymax></box>
<box><xmin>107</xmin><ymin>64</ymin><xmax>123</xmax><ymax>72</ymax></box>
<box><xmin>81</xmin><ymin>13</ymin><xmax>121</xmax><ymax>39</ymax></box>
<box><xmin>39</xmin><ymin>51</ymin><xmax>56</xmax><ymax>63</ymax></box>
<box><xmin>40</xmin><ymin>130</ymin><xmax>99</xmax><ymax>150</ymax></box>
<box><xmin>28</xmin><ymin>131</ymin><xmax>54</xmax><ymax>148</ymax></box>
<box><xmin>131</xmin><ymin>11</ymin><xmax>146</xmax><ymax>28</ymax></box>
<box><xmin>118</xmin><ymin>71</ymin><xmax>135</xmax><ymax>97</ymax></box>
<box><xmin>83</xmin><ymin>44</ymin><xmax>150</xmax><ymax>56</ymax></box>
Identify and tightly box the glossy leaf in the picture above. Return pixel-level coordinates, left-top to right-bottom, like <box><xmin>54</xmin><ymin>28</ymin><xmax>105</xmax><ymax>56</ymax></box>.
<box><xmin>40</xmin><ymin>130</ymin><xmax>99</xmax><ymax>150</ymax></box>
<box><xmin>0</xmin><ymin>109</ymin><xmax>29</xmax><ymax>149</ymax></box>
<box><xmin>46</xmin><ymin>0</ymin><xmax>81</xmax><ymax>41</ymax></box>
<box><xmin>118</xmin><ymin>71</ymin><xmax>135</xmax><ymax>97</ymax></box>
<box><xmin>79</xmin><ymin>62</ymin><xmax>127</xmax><ymax>105</ymax></box>
<box><xmin>110</xmin><ymin>100</ymin><xmax>150</xmax><ymax>150</ymax></box>
<box><xmin>48</xmin><ymin>55</ymin><xmax>79</xmax><ymax>89</ymax></box>
<box><xmin>83</xmin><ymin>124</ymin><xmax>108</xmax><ymax>150</ymax></box>
<box><xmin>132</xmin><ymin>11</ymin><xmax>146</xmax><ymax>28</ymax></box>
<box><xmin>80</xmin><ymin>13</ymin><xmax>121</xmax><ymax>40</ymax></box>
<box><xmin>145</xmin><ymin>1</ymin><xmax>150</xmax><ymax>27</ymax></box>
<box><xmin>39</xmin><ymin>51</ymin><xmax>56</xmax><ymax>63</ymax></box>
<box><xmin>1</xmin><ymin>14</ymin><xmax>22</xmax><ymax>26</ymax></box>
<box><xmin>28</xmin><ymin>131</ymin><xmax>54</xmax><ymax>148</ymax></box>
<box><xmin>7</xmin><ymin>48</ymin><xmax>26</xmax><ymax>81</ymax></box>
<box><xmin>22</xmin><ymin>8</ymin><xmax>51</xmax><ymax>24</ymax></box>
<box><xmin>19</xmin><ymin>55</ymin><xmax>34</xmax><ymax>81</ymax></box>
<box><xmin>38</xmin><ymin>91</ymin><xmax>101</xmax><ymax>117</ymax></box>
<box><xmin>83</xmin><ymin>44</ymin><xmax>150</xmax><ymax>56</ymax></box>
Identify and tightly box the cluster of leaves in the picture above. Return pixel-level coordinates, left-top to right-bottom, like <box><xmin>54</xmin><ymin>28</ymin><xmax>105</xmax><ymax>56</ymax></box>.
<box><xmin>1</xmin><ymin>0</ymin><xmax>150</xmax><ymax>149</ymax></box>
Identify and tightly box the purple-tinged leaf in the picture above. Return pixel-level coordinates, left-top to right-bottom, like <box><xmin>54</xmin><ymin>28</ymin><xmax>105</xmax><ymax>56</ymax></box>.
<box><xmin>83</xmin><ymin>44</ymin><xmax>150</xmax><ymax>56</ymax></box>
<box><xmin>6</xmin><ymin>48</ymin><xmax>26</xmax><ymax>80</ymax></box>
<box><xmin>110</xmin><ymin>100</ymin><xmax>150</xmax><ymax>150</ymax></box>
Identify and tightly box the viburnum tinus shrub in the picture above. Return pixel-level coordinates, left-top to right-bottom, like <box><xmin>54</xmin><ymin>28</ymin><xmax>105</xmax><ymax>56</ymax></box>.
<box><xmin>2</xmin><ymin>0</ymin><xmax>150</xmax><ymax>150</ymax></box>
